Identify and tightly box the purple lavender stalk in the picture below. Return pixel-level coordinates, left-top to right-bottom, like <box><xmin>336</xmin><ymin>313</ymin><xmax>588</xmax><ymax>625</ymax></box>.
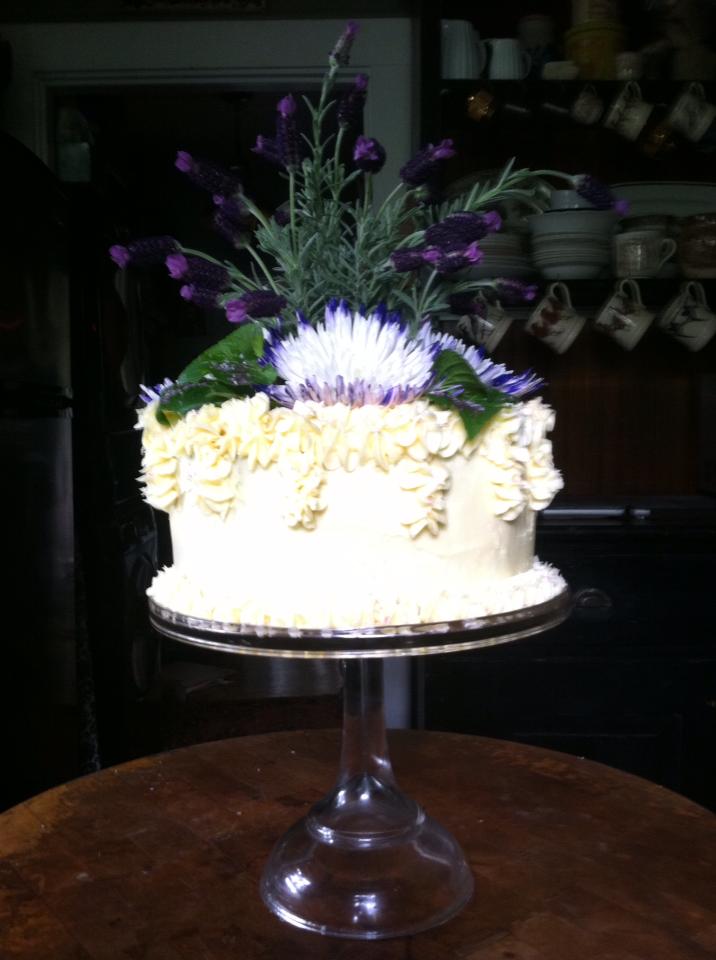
<box><xmin>400</xmin><ymin>139</ymin><xmax>456</xmax><ymax>188</ymax></box>
<box><xmin>252</xmin><ymin>134</ymin><xmax>283</xmax><ymax>168</ymax></box>
<box><xmin>448</xmin><ymin>293</ymin><xmax>487</xmax><ymax>318</ymax></box>
<box><xmin>175</xmin><ymin>151</ymin><xmax>242</xmax><ymax>197</ymax></box>
<box><xmin>166</xmin><ymin>253</ymin><xmax>230</xmax><ymax>291</ymax></box>
<box><xmin>390</xmin><ymin>247</ymin><xmax>428</xmax><ymax>272</ymax></box>
<box><xmin>337</xmin><ymin>74</ymin><xmax>368</xmax><ymax>128</ymax></box>
<box><xmin>226</xmin><ymin>290</ymin><xmax>287</xmax><ymax>324</ymax></box>
<box><xmin>179</xmin><ymin>284</ymin><xmax>222</xmax><ymax>308</ymax></box>
<box><xmin>573</xmin><ymin>174</ymin><xmax>630</xmax><ymax>214</ymax></box>
<box><xmin>422</xmin><ymin>240</ymin><xmax>483</xmax><ymax>274</ymax></box>
<box><xmin>424</xmin><ymin>211</ymin><xmax>501</xmax><ymax>252</ymax></box>
<box><xmin>109</xmin><ymin>235</ymin><xmax>179</xmax><ymax>268</ymax></box>
<box><xmin>330</xmin><ymin>20</ymin><xmax>359</xmax><ymax>66</ymax></box>
<box><xmin>353</xmin><ymin>135</ymin><xmax>386</xmax><ymax>173</ymax></box>
<box><xmin>276</xmin><ymin>94</ymin><xmax>302</xmax><ymax>170</ymax></box>
<box><xmin>492</xmin><ymin>279</ymin><xmax>539</xmax><ymax>304</ymax></box>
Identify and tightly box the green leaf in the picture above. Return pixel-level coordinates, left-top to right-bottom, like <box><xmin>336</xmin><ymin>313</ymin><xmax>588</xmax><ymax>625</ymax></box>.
<box><xmin>177</xmin><ymin>323</ymin><xmax>265</xmax><ymax>384</ymax></box>
<box><xmin>157</xmin><ymin>381</ymin><xmax>241</xmax><ymax>421</ymax></box>
<box><xmin>429</xmin><ymin>349</ymin><xmax>512</xmax><ymax>441</ymax></box>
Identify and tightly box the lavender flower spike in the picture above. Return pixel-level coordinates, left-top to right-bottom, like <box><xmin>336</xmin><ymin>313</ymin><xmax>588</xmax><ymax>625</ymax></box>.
<box><xmin>175</xmin><ymin>151</ymin><xmax>243</xmax><ymax>198</ymax></box>
<box><xmin>400</xmin><ymin>139</ymin><xmax>456</xmax><ymax>188</ymax></box>
<box><xmin>353</xmin><ymin>135</ymin><xmax>386</xmax><ymax>174</ymax></box>
<box><xmin>423</xmin><ymin>240</ymin><xmax>483</xmax><ymax>274</ymax></box>
<box><xmin>390</xmin><ymin>247</ymin><xmax>428</xmax><ymax>272</ymax></box>
<box><xmin>166</xmin><ymin>254</ymin><xmax>230</xmax><ymax>291</ymax></box>
<box><xmin>226</xmin><ymin>290</ymin><xmax>287</xmax><ymax>325</ymax></box>
<box><xmin>424</xmin><ymin>211</ymin><xmax>502</xmax><ymax>252</ymax></box>
<box><xmin>330</xmin><ymin>20</ymin><xmax>359</xmax><ymax>66</ymax></box>
<box><xmin>109</xmin><ymin>235</ymin><xmax>179</xmax><ymax>269</ymax></box>
<box><xmin>492</xmin><ymin>279</ymin><xmax>539</xmax><ymax>304</ymax></box>
<box><xmin>276</xmin><ymin>94</ymin><xmax>302</xmax><ymax>170</ymax></box>
<box><xmin>180</xmin><ymin>284</ymin><xmax>221</xmax><ymax>308</ymax></box>
<box><xmin>573</xmin><ymin>174</ymin><xmax>629</xmax><ymax>214</ymax></box>
<box><xmin>252</xmin><ymin>134</ymin><xmax>282</xmax><ymax>168</ymax></box>
<box><xmin>337</xmin><ymin>73</ymin><xmax>368</xmax><ymax>128</ymax></box>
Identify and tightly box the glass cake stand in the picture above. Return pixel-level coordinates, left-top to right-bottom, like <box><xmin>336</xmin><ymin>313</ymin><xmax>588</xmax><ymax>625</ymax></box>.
<box><xmin>149</xmin><ymin>589</ymin><xmax>571</xmax><ymax>940</ymax></box>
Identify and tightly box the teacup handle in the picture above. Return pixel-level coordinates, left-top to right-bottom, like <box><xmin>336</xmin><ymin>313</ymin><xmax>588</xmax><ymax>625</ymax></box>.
<box><xmin>657</xmin><ymin>238</ymin><xmax>677</xmax><ymax>268</ymax></box>
<box><xmin>687</xmin><ymin>81</ymin><xmax>706</xmax><ymax>101</ymax></box>
<box><xmin>548</xmin><ymin>281</ymin><xmax>572</xmax><ymax>309</ymax></box>
<box><xmin>684</xmin><ymin>280</ymin><xmax>707</xmax><ymax>306</ymax></box>
<box><xmin>618</xmin><ymin>278</ymin><xmax>642</xmax><ymax>306</ymax></box>
<box><xmin>624</xmin><ymin>80</ymin><xmax>642</xmax><ymax>102</ymax></box>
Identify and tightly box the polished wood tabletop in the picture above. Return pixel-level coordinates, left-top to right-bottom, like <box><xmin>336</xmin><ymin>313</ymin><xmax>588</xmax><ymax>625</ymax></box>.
<box><xmin>1</xmin><ymin>729</ymin><xmax>715</xmax><ymax>959</ymax></box>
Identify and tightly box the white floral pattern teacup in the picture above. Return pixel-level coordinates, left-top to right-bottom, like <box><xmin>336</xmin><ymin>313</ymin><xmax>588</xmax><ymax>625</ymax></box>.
<box><xmin>526</xmin><ymin>282</ymin><xmax>586</xmax><ymax>353</ymax></box>
<box><xmin>658</xmin><ymin>281</ymin><xmax>716</xmax><ymax>352</ymax></box>
<box><xmin>457</xmin><ymin>300</ymin><xmax>512</xmax><ymax>353</ymax></box>
<box><xmin>594</xmin><ymin>278</ymin><xmax>653</xmax><ymax>350</ymax></box>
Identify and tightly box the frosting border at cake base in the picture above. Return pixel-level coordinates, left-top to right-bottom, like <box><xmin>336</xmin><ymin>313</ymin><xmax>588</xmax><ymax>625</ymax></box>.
<box><xmin>147</xmin><ymin>558</ymin><xmax>566</xmax><ymax>630</ymax></box>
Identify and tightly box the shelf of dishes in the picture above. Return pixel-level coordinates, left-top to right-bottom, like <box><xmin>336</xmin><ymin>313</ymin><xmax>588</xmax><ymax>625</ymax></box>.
<box><xmin>440</xmin><ymin>4</ymin><xmax>716</xmax><ymax>83</ymax></box>
<box><xmin>459</xmin><ymin>278</ymin><xmax>716</xmax><ymax>355</ymax></box>
<box><xmin>442</xmin><ymin>80</ymin><xmax>716</xmax><ymax>156</ymax></box>
<box><xmin>473</xmin><ymin>184</ymin><xmax>716</xmax><ymax>284</ymax></box>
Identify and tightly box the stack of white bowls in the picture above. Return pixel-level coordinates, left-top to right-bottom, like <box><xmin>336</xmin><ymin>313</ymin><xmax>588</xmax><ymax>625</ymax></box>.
<box><xmin>528</xmin><ymin>208</ymin><xmax>617</xmax><ymax>279</ymax></box>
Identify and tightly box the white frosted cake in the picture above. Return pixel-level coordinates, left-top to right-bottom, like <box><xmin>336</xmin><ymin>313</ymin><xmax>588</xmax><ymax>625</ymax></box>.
<box><xmin>140</xmin><ymin>381</ymin><xmax>565</xmax><ymax>628</ymax></box>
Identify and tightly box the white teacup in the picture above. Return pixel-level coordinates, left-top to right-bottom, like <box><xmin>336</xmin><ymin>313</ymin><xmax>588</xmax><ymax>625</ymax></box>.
<box><xmin>604</xmin><ymin>81</ymin><xmax>654</xmax><ymax>141</ymax></box>
<box><xmin>667</xmin><ymin>82</ymin><xmax>716</xmax><ymax>143</ymax></box>
<box><xmin>614</xmin><ymin>230</ymin><xmax>677</xmax><ymax>278</ymax></box>
<box><xmin>595</xmin><ymin>279</ymin><xmax>654</xmax><ymax>350</ymax></box>
<box><xmin>487</xmin><ymin>38</ymin><xmax>531</xmax><ymax>79</ymax></box>
<box><xmin>457</xmin><ymin>301</ymin><xmax>512</xmax><ymax>353</ymax></box>
<box><xmin>658</xmin><ymin>281</ymin><xmax>716</xmax><ymax>352</ymax></box>
<box><xmin>570</xmin><ymin>84</ymin><xmax>605</xmax><ymax>125</ymax></box>
<box><xmin>526</xmin><ymin>282</ymin><xmax>586</xmax><ymax>354</ymax></box>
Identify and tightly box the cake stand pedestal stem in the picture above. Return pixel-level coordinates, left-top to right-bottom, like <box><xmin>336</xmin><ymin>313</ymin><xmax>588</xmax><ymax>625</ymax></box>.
<box><xmin>260</xmin><ymin>657</ymin><xmax>474</xmax><ymax>939</ymax></box>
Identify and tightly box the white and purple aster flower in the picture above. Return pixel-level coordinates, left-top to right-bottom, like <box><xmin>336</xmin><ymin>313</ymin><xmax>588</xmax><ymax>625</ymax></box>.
<box><xmin>417</xmin><ymin>324</ymin><xmax>543</xmax><ymax>398</ymax></box>
<box><xmin>266</xmin><ymin>300</ymin><xmax>438</xmax><ymax>407</ymax></box>
<box><xmin>138</xmin><ymin>377</ymin><xmax>174</xmax><ymax>406</ymax></box>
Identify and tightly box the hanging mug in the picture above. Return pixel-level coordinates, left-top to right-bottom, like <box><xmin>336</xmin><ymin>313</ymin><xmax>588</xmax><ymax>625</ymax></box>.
<box><xmin>604</xmin><ymin>82</ymin><xmax>654</xmax><ymax>141</ymax></box>
<box><xmin>594</xmin><ymin>278</ymin><xmax>654</xmax><ymax>350</ymax></box>
<box><xmin>658</xmin><ymin>281</ymin><xmax>716</xmax><ymax>352</ymax></box>
<box><xmin>526</xmin><ymin>282</ymin><xmax>586</xmax><ymax>353</ymax></box>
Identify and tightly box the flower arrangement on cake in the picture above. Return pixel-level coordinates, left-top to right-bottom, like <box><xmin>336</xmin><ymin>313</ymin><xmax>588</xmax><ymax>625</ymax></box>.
<box><xmin>111</xmin><ymin>21</ymin><xmax>621</xmax><ymax>627</ymax></box>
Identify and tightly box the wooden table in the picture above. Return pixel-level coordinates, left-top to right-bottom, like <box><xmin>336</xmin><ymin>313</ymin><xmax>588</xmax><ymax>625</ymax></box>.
<box><xmin>1</xmin><ymin>730</ymin><xmax>715</xmax><ymax>959</ymax></box>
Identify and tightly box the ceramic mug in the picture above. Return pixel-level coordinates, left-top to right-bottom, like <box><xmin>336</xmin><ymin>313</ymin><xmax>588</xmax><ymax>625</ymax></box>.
<box><xmin>487</xmin><ymin>38</ymin><xmax>531</xmax><ymax>80</ymax></box>
<box><xmin>594</xmin><ymin>278</ymin><xmax>654</xmax><ymax>350</ymax></box>
<box><xmin>604</xmin><ymin>81</ymin><xmax>654</xmax><ymax>141</ymax></box>
<box><xmin>526</xmin><ymin>282</ymin><xmax>586</xmax><ymax>353</ymax></box>
<box><xmin>441</xmin><ymin>20</ymin><xmax>486</xmax><ymax>79</ymax></box>
<box><xmin>570</xmin><ymin>83</ymin><xmax>605</xmax><ymax>125</ymax></box>
<box><xmin>658</xmin><ymin>281</ymin><xmax>716</xmax><ymax>352</ymax></box>
<box><xmin>456</xmin><ymin>300</ymin><xmax>512</xmax><ymax>353</ymax></box>
<box><xmin>667</xmin><ymin>82</ymin><xmax>716</xmax><ymax>143</ymax></box>
<box><xmin>614</xmin><ymin>230</ymin><xmax>677</xmax><ymax>278</ymax></box>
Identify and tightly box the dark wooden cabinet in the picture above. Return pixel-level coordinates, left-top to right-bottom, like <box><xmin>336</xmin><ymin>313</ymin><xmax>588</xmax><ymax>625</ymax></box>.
<box><xmin>413</xmin><ymin>6</ymin><xmax>716</xmax><ymax>808</ymax></box>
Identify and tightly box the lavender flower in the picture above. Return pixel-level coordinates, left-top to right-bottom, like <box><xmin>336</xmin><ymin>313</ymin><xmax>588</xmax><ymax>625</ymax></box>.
<box><xmin>492</xmin><ymin>279</ymin><xmax>539</xmax><ymax>304</ymax></box>
<box><xmin>424</xmin><ymin>211</ymin><xmax>502</xmax><ymax>252</ymax></box>
<box><xmin>337</xmin><ymin>73</ymin><xmax>368</xmax><ymax>128</ymax></box>
<box><xmin>166</xmin><ymin>253</ymin><xmax>230</xmax><ymax>291</ymax></box>
<box><xmin>109</xmin><ymin>235</ymin><xmax>179</xmax><ymax>269</ymax></box>
<box><xmin>330</xmin><ymin>20</ymin><xmax>359</xmax><ymax>67</ymax></box>
<box><xmin>180</xmin><ymin>284</ymin><xmax>223</xmax><ymax>308</ymax></box>
<box><xmin>418</xmin><ymin>324</ymin><xmax>543</xmax><ymax>398</ymax></box>
<box><xmin>353</xmin><ymin>135</ymin><xmax>386</xmax><ymax>174</ymax></box>
<box><xmin>400</xmin><ymin>139</ymin><xmax>456</xmax><ymax>188</ymax></box>
<box><xmin>390</xmin><ymin>247</ymin><xmax>428</xmax><ymax>273</ymax></box>
<box><xmin>138</xmin><ymin>377</ymin><xmax>174</xmax><ymax>405</ymax></box>
<box><xmin>252</xmin><ymin>134</ymin><xmax>282</xmax><ymax>168</ymax></box>
<box><xmin>226</xmin><ymin>290</ymin><xmax>287</xmax><ymax>325</ymax></box>
<box><xmin>573</xmin><ymin>174</ymin><xmax>630</xmax><ymax>215</ymax></box>
<box><xmin>213</xmin><ymin>194</ymin><xmax>248</xmax><ymax>223</ymax></box>
<box><xmin>423</xmin><ymin>241</ymin><xmax>483</xmax><ymax>274</ymax></box>
<box><xmin>266</xmin><ymin>300</ymin><xmax>437</xmax><ymax>407</ymax></box>
<box><xmin>175</xmin><ymin>151</ymin><xmax>242</xmax><ymax>197</ymax></box>
<box><xmin>276</xmin><ymin>93</ymin><xmax>302</xmax><ymax>170</ymax></box>
<box><xmin>213</xmin><ymin>210</ymin><xmax>249</xmax><ymax>249</ymax></box>
<box><xmin>274</xmin><ymin>207</ymin><xmax>291</xmax><ymax>227</ymax></box>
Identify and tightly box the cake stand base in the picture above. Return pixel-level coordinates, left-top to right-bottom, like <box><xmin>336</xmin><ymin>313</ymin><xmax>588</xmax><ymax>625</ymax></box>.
<box><xmin>260</xmin><ymin>776</ymin><xmax>473</xmax><ymax>939</ymax></box>
<box><xmin>260</xmin><ymin>659</ymin><xmax>473</xmax><ymax>939</ymax></box>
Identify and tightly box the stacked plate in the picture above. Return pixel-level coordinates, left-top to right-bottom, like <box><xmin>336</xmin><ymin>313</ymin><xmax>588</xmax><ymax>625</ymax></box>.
<box><xmin>528</xmin><ymin>209</ymin><xmax>615</xmax><ymax>279</ymax></box>
<box><xmin>532</xmin><ymin>232</ymin><xmax>611</xmax><ymax>279</ymax></box>
<box><xmin>469</xmin><ymin>231</ymin><xmax>534</xmax><ymax>279</ymax></box>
